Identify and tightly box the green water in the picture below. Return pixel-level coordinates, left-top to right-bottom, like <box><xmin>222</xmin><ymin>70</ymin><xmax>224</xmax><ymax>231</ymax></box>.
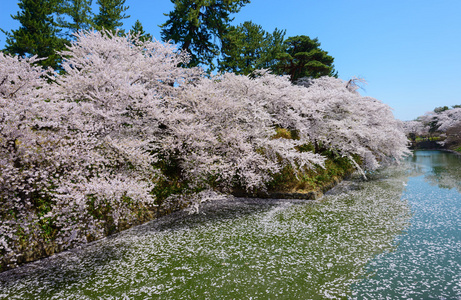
<box><xmin>1</xmin><ymin>151</ymin><xmax>460</xmax><ymax>299</ymax></box>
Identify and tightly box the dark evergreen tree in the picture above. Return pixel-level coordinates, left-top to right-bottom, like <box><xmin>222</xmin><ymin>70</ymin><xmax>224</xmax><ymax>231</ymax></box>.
<box><xmin>263</xmin><ymin>27</ymin><xmax>286</xmax><ymax>73</ymax></box>
<box><xmin>275</xmin><ymin>35</ymin><xmax>337</xmax><ymax>82</ymax></box>
<box><xmin>56</xmin><ymin>0</ymin><xmax>94</xmax><ymax>38</ymax></box>
<box><xmin>219</xmin><ymin>21</ymin><xmax>285</xmax><ymax>75</ymax></box>
<box><xmin>129</xmin><ymin>20</ymin><xmax>152</xmax><ymax>42</ymax></box>
<box><xmin>160</xmin><ymin>0</ymin><xmax>250</xmax><ymax>70</ymax></box>
<box><xmin>93</xmin><ymin>0</ymin><xmax>129</xmax><ymax>32</ymax></box>
<box><xmin>2</xmin><ymin>0</ymin><xmax>66</xmax><ymax>69</ymax></box>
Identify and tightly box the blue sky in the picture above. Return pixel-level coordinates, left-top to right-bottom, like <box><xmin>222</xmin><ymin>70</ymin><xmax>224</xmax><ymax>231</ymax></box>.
<box><xmin>1</xmin><ymin>0</ymin><xmax>460</xmax><ymax>121</ymax></box>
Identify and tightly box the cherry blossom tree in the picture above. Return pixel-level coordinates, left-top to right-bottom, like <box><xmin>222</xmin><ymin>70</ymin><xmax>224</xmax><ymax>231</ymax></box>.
<box><xmin>45</xmin><ymin>30</ymin><xmax>205</xmax><ymax>242</ymax></box>
<box><xmin>296</xmin><ymin>76</ymin><xmax>410</xmax><ymax>175</ymax></box>
<box><xmin>419</xmin><ymin>107</ymin><xmax>461</xmax><ymax>135</ymax></box>
<box><xmin>0</xmin><ymin>30</ymin><xmax>200</xmax><ymax>266</ymax></box>
<box><xmin>419</xmin><ymin>107</ymin><xmax>461</xmax><ymax>147</ymax></box>
<box><xmin>402</xmin><ymin>120</ymin><xmax>428</xmax><ymax>139</ymax></box>
<box><xmin>0</xmin><ymin>53</ymin><xmax>58</xmax><ymax>259</ymax></box>
<box><xmin>162</xmin><ymin>72</ymin><xmax>326</xmax><ymax>192</ymax></box>
<box><xmin>433</xmin><ymin>107</ymin><xmax>461</xmax><ymax>132</ymax></box>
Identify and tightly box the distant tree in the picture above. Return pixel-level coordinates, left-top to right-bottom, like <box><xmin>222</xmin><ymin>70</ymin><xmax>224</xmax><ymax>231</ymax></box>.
<box><xmin>93</xmin><ymin>0</ymin><xmax>129</xmax><ymax>32</ymax></box>
<box><xmin>444</xmin><ymin>122</ymin><xmax>461</xmax><ymax>150</ymax></box>
<box><xmin>435</xmin><ymin>107</ymin><xmax>461</xmax><ymax>132</ymax></box>
<box><xmin>56</xmin><ymin>0</ymin><xmax>94</xmax><ymax>38</ymax></box>
<box><xmin>218</xmin><ymin>21</ymin><xmax>285</xmax><ymax>75</ymax></box>
<box><xmin>402</xmin><ymin>120</ymin><xmax>427</xmax><ymax>142</ymax></box>
<box><xmin>434</xmin><ymin>106</ymin><xmax>449</xmax><ymax>114</ymax></box>
<box><xmin>423</xmin><ymin>106</ymin><xmax>451</xmax><ymax>135</ymax></box>
<box><xmin>2</xmin><ymin>0</ymin><xmax>66</xmax><ymax>69</ymax></box>
<box><xmin>427</xmin><ymin>118</ymin><xmax>440</xmax><ymax>135</ymax></box>
<box><xmin>129</xmin><ymin>20</ymin><xmax>152</xmax><ymax>42</ymax></box>
<box><xmin>275</xmin><ymin>35</ymin><xmax>337</xmax><ymax>82</ymax></box>
<box><xmin>420</xmin><ymin>107</ymin><xmax>461</xmax><ymax>146</ymax></box>
<box><xmin>296</xmin><ymin>77</ymin><xmax>409</xmax><ymax>174</ymax></box>
<box><xmin>160</xmin><ymin>0</ymin><xmax>250</xmax><ymax>70</ymax></box>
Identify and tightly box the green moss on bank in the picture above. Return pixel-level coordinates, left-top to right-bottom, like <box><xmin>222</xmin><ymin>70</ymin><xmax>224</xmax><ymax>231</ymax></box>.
<box><xmin>264</xmin><ymin>128</ymin><xmax>357</xmax><ymax>197</ymax></box>
<box><xmin>0</xmin><ymin>192</ymin><xmax>158</xmax><ymax>273</ymax></box>
<box><xmin>266</xmin><ymin>151</ymin><xmax>355</xmax><ymax>196</ymax></box>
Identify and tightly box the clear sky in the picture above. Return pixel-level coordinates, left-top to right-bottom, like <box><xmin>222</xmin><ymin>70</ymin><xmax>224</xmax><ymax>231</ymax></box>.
<box><xmin>1</xmin><ymin>0</ymin><xmax>460</xmax><ymax>121</ymax></box>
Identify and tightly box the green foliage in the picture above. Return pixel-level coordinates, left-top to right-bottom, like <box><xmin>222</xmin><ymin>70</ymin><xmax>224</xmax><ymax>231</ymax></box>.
<box><xmin>93</xmin><ymin>0</ymin><xmax>130</xmax><ymax>32</ymax></box>
<box><xmin>434</xmin><ymin>106</ymin><xmax>449</xmax><ymax>113</ymax></box>
<box><xmin>266</xmin><ymin>145</ymin><xmax>355</xmax><ymax>193</ymax></box>
<box><xmin>33</xmin><ymin>192</ymin><xmax>57</xmax><ymax>242</ymax></box>
<box><xmin>2</xmin><ymin>0</ymin><xmax>67</xmax><ymax>69</ymax></box>
<box><xmin>272</xmin><ymin>127</ymin><xmax>299</xmax><ymax>140</ymax></box>
<box><xmin>0</xmin><ymin>189</ymin><xmax>58</xmax><ymax>264</ymax></box>
<box><xmin>249</xmin><ymin>128</ymin><xmax>356</xmax><ymax>195</ymax></box>
<box><xmin>275</xmin><ymin>35</ymin><xmax>337</xmax><ymax>82</ymax></box>
<box><xmin>56</xmin><ymin>0</ymin><xmax>94</xmax><ymax>38</ymax></box>
<box><xmin>86</xmin><ymin>194</ymin><xmax>133</xmax><ymax>235</ymax></box>
<box><xmin>219</xmin><ymin>21</ymin><xmax>285</xmax><ymax>74</ymax></box>
<box><xmin>130</xmin><ymin>20</ymin><xmax>152</xmax><ymax>42</ymax></box>
<box><xmin>150</xmin><ymin>151</ymin><xmax>193</xmax><ymax>206</ymax></box>
<box><xmin>415</xmin><ymin>136</ymin><xmax>443</xmax><ymax>142</ymax></box>
<box><xmin>160</xmin><ymin>0</ymin><xmax>250</xmax><ymax>70</ymax></box>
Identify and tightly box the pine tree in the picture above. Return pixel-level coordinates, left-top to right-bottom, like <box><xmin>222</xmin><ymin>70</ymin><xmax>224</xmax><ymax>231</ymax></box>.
<box><xmin>129</xmin><ymin>20</ymin><xmax>152</xmax><ymax>42</ymax></box>
<box><xmin>2</xmin><ymin>0</ymin><xmax>66</xmax><ymax>69</ymax></box>
<box><xmin>57</xmin><ymin>0</ymin><xmax>94</xmax><ymax>38</ymax></box>
<box><xmin>219</xmin><ymin>21</ymin><xmax>285</xmax><ymax>75</ymax></box>
<box><xmin>93</xmin><ymin>0</ymin><xmax>130</xmax><ymax>32</ymax></box>
<box><xmin>275</xmin><ymin>35</ymin><xmax>337</xmax><ymax>82</ymax></box>
<box><xmin>160</xmin><ymin>0</ymin><xmax>250</xmax><ymax>70</ymax></box>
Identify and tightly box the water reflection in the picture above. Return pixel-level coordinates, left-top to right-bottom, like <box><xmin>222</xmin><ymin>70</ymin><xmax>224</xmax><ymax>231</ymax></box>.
<box><xmin>409</xmin><ymin>150</ymin><xmax>461</xmax><ymax>192</ymax></box>
<box><xmin>352</xmin><ymin>150</ymin><xmax>461</xmax><ymax>299</ymax></box>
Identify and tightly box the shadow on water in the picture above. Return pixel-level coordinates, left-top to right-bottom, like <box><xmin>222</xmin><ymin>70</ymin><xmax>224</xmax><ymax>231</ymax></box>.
<box><xmin>0</xmin><ymin>198</ymin><xmax>310</xmax><ymax>286</ymax></box>
<box><xmin>133</xmin><ymin>198</ymin><xmax>311</xmax><ymax>234</ymax></box>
